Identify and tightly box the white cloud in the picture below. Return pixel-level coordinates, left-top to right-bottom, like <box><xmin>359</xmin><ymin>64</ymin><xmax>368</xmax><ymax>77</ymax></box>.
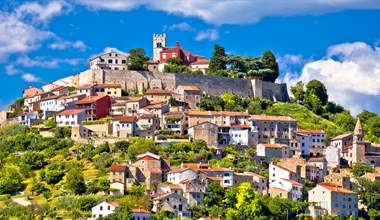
<box><xmin>16</xmin><ymin>56</ymin><xmax>83</xmax><ymax>68</ymax></box>
<box><xmin>163</xmin><ymin>22</ymin><xmax>195</xmax><ymax>32</ymax></box>
<box><xmin>195</xmin><ymin>29</ymin><xmax>219</xmax><ymax>41</ymax></box>
<box><xmin>16</xmin><ymin>1</ymin><xmax>69</xmax><ymax>22</ymax></box>
<box><xmin>277</xmin><ymin>54</ymin><xmax>307</xmax><ymax>71</ymax></box>
<box><xmin>283</xmin><ymin>42</ymin><xmax>380</xmax><ymax>115</ymax></box>
<box><xmin>77</xmin><ymin>0</ymin><xmax>380</xmax><ymax>25</ymax></box>
<box><xmin>22</xmin><ymin>73</ymin><xmax>40</xmax><ymax>82</ymax></box>
<box><xmin>0</xmin><ymin>13</ymin><xmax>53</xmax><ymax>60</ymax></box>
<box><xmin>5</xmin><ymin>64</ymin><xmax>19</xmax><ymax>75</ymax></box>
<box><xmin>49</xmin><ymin>39</ymin><xmax>87</xmax><ymax>51</ymax></box>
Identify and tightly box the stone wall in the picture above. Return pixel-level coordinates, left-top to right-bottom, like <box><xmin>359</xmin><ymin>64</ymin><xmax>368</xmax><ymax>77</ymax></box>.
<box><xmin>45</xmin><ymin>69</ymin><xmax>289</xmax><ymax>102</ymax></box>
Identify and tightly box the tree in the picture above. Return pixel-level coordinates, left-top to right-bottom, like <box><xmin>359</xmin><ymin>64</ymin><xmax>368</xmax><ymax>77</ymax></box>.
<box><xmin>20</xmin><ymin>151</ymin><xmax>46</xmax><ymax>170</ymax></box>
<box><xmin>351</xmin><ymin>163</ymin><xmax>375</xmax><ymax>178</ymax></box>
<box><xmin>127</xmin><ymin>138</ymin><xmax>158</xmax><ymax>160</ymax></box>
<box><xmin>290</xmin><ymin>81</ymin><xmax>305</xmax><ymax>103</ymax></box>
<box><xmin>54</xmin><ymin>126</ymin><xmax>71</xmax><ymax>138</ymax></box>
<box><xmin>204</xmin><ymin>182</ymin><xmax>225</xmax><ymax>207</ymax></box>
<box><xmin>128</xmin><ymin>48</ymin><xmax>149</xmax><ymax>70</ymax></box>
<box><xmin>261</xmin><ymin>50</ymin><xmax>279</xmax><ymax>82</ymax></box>
<box><xmin>209</xmin><ymin>44</ymin><xmax>226</xmax><ymax>75</ymax></box>
<box><xmin>304</xmin><ymin>92</ymin><xmax>323</xmax><ymax>115</ymax></box>
<box><xmin>0</xmin><ymin>165</ymin><xmax>24</xmax><ymax>195</ymax></box>
<box><xmin>333</xmin><ymin>111</ymin><xmax>355</xmax><ymax>132</ymax></box>
<box><xmin>65</xmin><ymin>167</ymin><xmax>86</xmax><ymax>194</ymax></box>
<box><xmin>305</xmin><ymin>80</ymin><xmax>328</xmax><ymax>105</ymax></box>
<box><xmin>163</xmin><ymin>57</ymin><xmax>192</xmax><ymax>74</ymax></box>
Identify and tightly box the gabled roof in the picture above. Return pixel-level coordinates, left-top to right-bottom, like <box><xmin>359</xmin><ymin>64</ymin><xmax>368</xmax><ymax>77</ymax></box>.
<box><xmin>318</xmin><ymin>182</ymin><xmax>357</xmax><ymax>194</ymax></box>
<box><xmin>57</xmin><ymin>109</ymin><xmax>85</xmax><ymax>116</ymax></box>
<box><xmin>40</xmin><ymin>94</ymin><xmax>64</xmax><ymax>101</ymax></box>
<box><xmin>75</xmin><ymin>95</ymin><xmax>105</xmax><ymax>105</ymax></box>
<box><xmin>110</xmin><ymin>164</ymin><xmax>128</xmax><ymax>171</ymax></box>
<box><xmin>136</xmin><ymin>152</ymin><xmax>161</xmax><ymax>160</ymax></box>
<box><xmin>190</xmin><ymin>59</ymin><xmax>209</xmax><ymax>65</ymax></box>
<box><xmin>298</xmin><ymin>129</ymin><xmax>325</xmax><ymax>135</ymax></box>
<box><xmin>113</xmin><ymin>115</ymin><xmax>137</xmax><ymax>123</ymax></box>
<box><xmin>105</xmin><ymin>201</ymin><xmax>120</xmax><ymax>207</ymax></box>
<box><xmin>131</xmin><ymin>208</ymin><xmax>150</xmax><ymax>214</ymax></box>
<box><xmin>188</xmin><ymin>121</ymin><xmax>218</xmax><ymax>129</ymax></box>
<box><xmin>331</xmin><ymin>133</ymin><xmax>352</xmax><ymax>141</ymax></box>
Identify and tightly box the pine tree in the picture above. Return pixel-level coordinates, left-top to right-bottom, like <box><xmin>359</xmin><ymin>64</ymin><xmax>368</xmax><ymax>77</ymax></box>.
<box><xmin>209</xmin><ymin>44</ymin><xmax>226</xmax><ymax>75</ymax></box>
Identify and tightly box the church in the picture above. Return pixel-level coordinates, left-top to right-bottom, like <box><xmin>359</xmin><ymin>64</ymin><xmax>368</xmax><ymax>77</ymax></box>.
<box><xmin>342</xmin><ymin>119</ymin><xmax>380</xmax><ymax>167</ymax></box>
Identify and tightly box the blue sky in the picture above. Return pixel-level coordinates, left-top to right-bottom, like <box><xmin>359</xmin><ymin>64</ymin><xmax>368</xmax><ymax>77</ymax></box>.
<box><xmin>1</xmin><ymin>1</ymin><xmax>380</xmax><ymax>114</ymax></box>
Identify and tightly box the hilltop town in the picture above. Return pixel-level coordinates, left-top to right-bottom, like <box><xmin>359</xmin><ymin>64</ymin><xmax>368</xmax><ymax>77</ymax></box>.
<box><xmin>0</xmin><ymin>34</ymin><xmax>380</xmax><ymax>219</ymax></box>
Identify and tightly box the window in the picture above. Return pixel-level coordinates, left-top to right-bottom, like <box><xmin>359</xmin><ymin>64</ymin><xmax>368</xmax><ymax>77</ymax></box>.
<box><xmin>108</xmin><ymin>206</ymin><xmax>110</xmax><ymax>210</ymax></box>
<box><xmin>108</xmin><ymin>59</ymin><xmax>113</xmax><ymax>64</ymax></box>
<box><xmin>100</xmin><ymin>206</ymin><xmax>103</xmax><ymax>210</ymax></box>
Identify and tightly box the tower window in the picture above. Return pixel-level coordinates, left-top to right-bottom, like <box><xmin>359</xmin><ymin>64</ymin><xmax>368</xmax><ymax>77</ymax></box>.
<box><xmin>157</xmin><ymin>42</ymin><xmax>162</xmax><ymax>48</ymax></box>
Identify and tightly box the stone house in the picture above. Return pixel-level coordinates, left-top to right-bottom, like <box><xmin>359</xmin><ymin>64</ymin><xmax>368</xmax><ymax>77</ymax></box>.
<box><xmin>330</xmin><ymin>133</ymin><xmax>353</xmax><ymax>151</ymax></box>
<box><xmin>109</xmin><ymin>152</ymin><xmax>170</xmax><ymax>194</ymax></box>
<box><xmin>233</xmin><ymin>172</ymin><xmax>268</xmax><ymax>196</ymax></box>
<box><xmin>188</xmin><ymin>121</ymin><xmax>219</xmax><ymax>149</ymax></box>
<box><xmin>173</xmin><ymin>85</ymin><xmax>201</xmax><ymax>110</ymax></box>
<box><xmin>308</xmin><ymin>182</ymin><xmax>358</xmax><ymax>218</ymax></box>
<box><xmin>249</xmin><ymin>114</ymin><xmax>297</xmax><ymax>146</ymax></box>
<box><xmin>276</xmin><ymin>157</ymin><xmax>325</xmax><ymax>182</ymax></box>
<box><xmin>324</xmin><ymin>172</ymin><xmax>352</xmax><ymax>190</ymax></box>
<box><xmin>152</xmin><ymin>192</ymin><xmax>191</xmax><ymax>219</ymax></box>
<box><xmin>89</xmin><ymin>50</ymin><xmax>129</xmax><ymax>71</ymax></box>
<box><xmin>77</xmin><ymin>83</ymin><xmax>122</xmax><ymax>97</ymax></box>
<box><xmin>111</xmin><ymin>115</ymin><xmax>137</xmax><ymax>137</ymax></box>
<box><xmin>163</xmin><ymin>111</ymin><xmax>187</xmax><ymax>135</ymax></box>
<box><xmin>181</xmin><ymin>163</ymin><xmax>234</xmax><ymax>188</ymax></box>
<box><xmin>144</xmin><ymin>89</ymin><xmax>173</xmax><ymax>103</ymax></box>
<box><xmin>269</xmin><ymin>178</ymin><xmax>303</xmax><ymax>201</ymax></box>
<box><xmin>125</xmin><ymin>97</ymin><xmax>149</xmax><ymax>115</ymax></box>
<box><xmin>256</xmin><ymin>143</ymin><xmax>290</xmax><ymax>161</ymax></box>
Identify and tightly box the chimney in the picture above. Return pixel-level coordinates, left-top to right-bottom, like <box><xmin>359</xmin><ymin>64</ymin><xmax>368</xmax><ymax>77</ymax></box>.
<box><xmin>176</xmin><ymin>41</ymin><xmax>180</xmax><ymax>48</ymax></box>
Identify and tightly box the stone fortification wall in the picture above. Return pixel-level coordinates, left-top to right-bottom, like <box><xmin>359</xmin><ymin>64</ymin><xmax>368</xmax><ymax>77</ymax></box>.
<box><xmin>46</xmin><ymin>69</ymin><xmax>289</xmax><ymax>102</ymax></box>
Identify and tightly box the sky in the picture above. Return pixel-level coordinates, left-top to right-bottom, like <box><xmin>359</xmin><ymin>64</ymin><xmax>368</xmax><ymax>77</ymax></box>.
<box><xmin>1</xmin><ymin>0</ymin><xmax>380</xmax><ymax>115</ymax></box>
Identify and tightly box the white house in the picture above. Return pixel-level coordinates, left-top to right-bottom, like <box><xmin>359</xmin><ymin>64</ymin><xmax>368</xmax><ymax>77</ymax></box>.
<box><xmin>91</xmin><ymin>201</ymin><xmax>119</xmax><ymax>219</ymax></box>
<box><xmin>325</xmin><ymin>146</ymin><xmax>341</xmax><ymax>169</ymax></box>
<box><xmin>112</xmin><ymin>116</ymin><xmax>138</xmax><ymax>137</ymax></box>
<box><xmin>297</xmin><ymin>129</ymin><xmax>326</xmax><ymax>157</ymax></box>
<box><xmin>269</xmin><ymin>178</ymin><xmax>303</xmax><ymax>200</ymax></box>
<box><xmin>167</xmin><ymin>168</ymin><xmax>198</xmax><ymax>184</ymax></box>
<box><xmin>39</xmin><ymin>95</ymin><xmax>62</xmax><ymax>112</ymax></box>
<box><xmin>56</xmin><ymin>109</ymin><xmax>85</xmax><ymax>126</ymax></box>
<box><xmin>18</xmin><ymin>112</ymin><xmax>38</xmax><ymax>126</ymax></box>
<box><xmin>228</xmin><ymin>126</ymin><xmax>252</xmax><ymax>146</ymax></box>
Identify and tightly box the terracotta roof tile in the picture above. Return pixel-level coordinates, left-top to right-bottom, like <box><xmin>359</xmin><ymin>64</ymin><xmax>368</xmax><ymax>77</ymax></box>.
<box><xmin>250</xmin><ymin>114</ymin><xmax>296</xmax><ymax>122</ymax></box>
<box><xmin>298</xmin><ymin>129</ymin><xmax>325</xmax><ymax>135</ymax></box>
<box><xmin>57</xmin><ymin>109</ymin><xmax>85</xmax><ymax>116</ymax></box>
<box><xmin>113</xmin><ymin>115</ymin><xmax>137</xmax><ymax>123</ymax></box>
<box><xmin>110</xmin><ymin>164</ymin><xmax>128</xmax><ymax>171</ymax></box>
<box><xmin>75</xmin><ymin>95</ymin><xmax>105</xmax><ymax>105</ymax></box>
<box><xmin>318</xmin><ymin>182</ymin><xmax>356</xmax><ymax>194</ymax></box>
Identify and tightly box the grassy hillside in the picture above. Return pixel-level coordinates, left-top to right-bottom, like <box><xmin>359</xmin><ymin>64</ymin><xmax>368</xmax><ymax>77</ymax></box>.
<box><xmin>266</xmin><ymin>102</ymin><xmax>345</xmax><ymax>139</ymax></box>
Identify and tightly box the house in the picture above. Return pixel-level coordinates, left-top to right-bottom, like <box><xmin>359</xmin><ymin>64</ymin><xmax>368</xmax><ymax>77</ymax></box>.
<box><xmin>187</xmin><ymin>110</ymin><xmax>250</xmax><ymax>128</ymax></box>
<box><xmin>152</xmin><ymin>192</ymin><xmax>192</xmax><ymax>219</ymax></box>
<box><xmin>276</xmin><ymin>157</ymin><xmax>325</xmax><ymax>182</ymax></box>
<box><xmin>324</xmin><ymin>172</ymin><xmax>352</xmax><ymax>190</ymax></box>
<box><xmin>269</xmin><ymin>178</ymin><xmax>303</xmax><ymax>201</ymax></box>
<box><xmin>132</xmin><ymin>208</ymin><xmax>151</xmax><ymax>220</ymax></box>
<box><xmin>91</xmin><ymin>201</ymin><xmax>119</xmax><ymax>219</ymax></box>
<box><xmin>136</xmin><ymin>114</ymin><xmax>160</xmax><ymax>138</ymax></box>
<box><xmin>24</xmin><ymin>91</ymin><xmax>53</xmax><ymax>112</ymax></box>
<box><xmin>39</xmin><ymin>94</ymin><xmax>63</xmax><ymax>112</ymax></box>
<box><xmin>89</xmin><ymin>50</ymin><xmax>129</xmax><ymax>71</ymax></box>
<box><xmin>188</xmin><ymin>122</ymin><xmax>219</xmax><ymax>149</ymax></box>
<box><xmin>77</xmin><ymin>83</ymin><xmax>122</xmax><ymax>97</ymax></box>
<box><xmin>18</xmin><ymin>112</ymin><xmax>38</xmax><ymax>126</ymax></box>
<box><xmin>268</xmin><ymin>162</ymin><xmax>303</xmax><ymax>200</ymax></box>
<box><xmin>167</xmin><ymin>168</ymin><xmax>199</xmax><ymax>184</ymax></box>
<box><xmin>228</xmin><ymin>124</ymin><xmax>255</xmax><ymax>147</ymax></box>
<box><xmin>56</xmin><ymin>109</ymin><xmax>85</xmax><ymax>127</ymax></box>
<box><xmin>112</xmin><ymin>116</ymin><xmax>137</xmax><ymax>137</ymax></box>
<box><xmin>153</xmin><ymin>34</ymin><xmax>209</xmax><ymax>73</ymax></box>
<box><xmin>308</xmin><ymin>182</ymin><xmax>358</xmax><ymax>218</ymax></box>
<box><xmin>330</xmin><ymin>133</ymin><xmax>353</xmax><ymax>151</ymax></box>
<box><xmin>109</xmin><ymin>152</ymin><xmax>170</xmax><ymax>194</ymax></box>
<box><xmin>141</xmin><ymin>102</ymin><xmax>169</xmax><ymax>118</ymax></box>
<box><xmin>23</xmin><ymin>86</ymin><xmax>43</xmax><ymax>98</ymax></box>
<box><xmin>111</xmin><ymin>102</ymin><xmax>126</xmax><ymax>116</ymax></box>
<box><xmin>173</xmin><ymin>85</ymin><xmax>201</xmax><ymax>110</ymax></box>
<box><xmin>233</xmin><ymin>172</ymin><xmax>268</xmax><ymax>195</ymax></box>
<box><xmin>297</xmin><ymin>129</ymin><xmax>326</xmax><ymax>157</ymax></box>
<box><xmin>144</xmin><ymin>90</ymin><xmax>173</xmax><ymax>103</ymax></box>
<box><xmin>50</xmin><ymin>86</ymin><xmax>69</xmax><ymax>96</ymax></box>
<box><xmin>125</xmin><ymin>97</ymin><xmax>149</xmax><ymax>115</ymax></box>
<box><xmin>56</xmin><ymin>93</ymin><xmax>85</xmax><ymax>111</ymax></box>
<box><xmin>250</xmin><ymin>114</ymin><xmax>297</xmax><ymax>146</ymax></box>
<box><xmin>256</xmin><ymin>143</ymin><xmax>290</xmax><ymax>161</ymax></box>
<box><xmin>75</xmin><ymin>95</ymin><xmax>112</xmax><ymax>120</ymax></box>
<box><xmin>163</xmin><ymin>111</ymin><xmax>187</xmax><ymax>135</ymax></box>
<box><xmin>181</xmin><ymin>163</ymin><xmax>234</xmax><ymax>187</ymax></box>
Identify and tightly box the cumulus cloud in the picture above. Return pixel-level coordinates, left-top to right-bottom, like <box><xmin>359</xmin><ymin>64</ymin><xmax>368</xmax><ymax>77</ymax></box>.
<box><xmin>77</xmin><ymin>0</ymin><xmax>380</xmax><ymax>25</ymax></box>
<box><xmin>22</xmin><ymin>73</ymin><xmax>40</xmax><ymax>82</ymax></box>
<box><xmin>16</xmin><ymin>1</ymin><xmax>69</xmax><ymax>22</ymax></box>
<box><xmin>195</xmin><ymin>29</ymin><xmax>219</xmax><ymax>41</ymax></box>
<box><xmin>277</xmin><ymin>54</ymin><xmax>307</xmax><ymax>71</ymax></box>
<box><xmin>283</xmin><ymin>42</ymin><xmax>380</xmax><ymax>115</ymax></box>
<box><xmin>16</xmin><ymin>56</ymin><xmax>83</xmax><ymax>68</ymax></box>
<box><xmin>163</xmin><ymin>22</ymin><xmax>195</xmax><ymax>32</ymax></box>
<box><xmin>49</xmin><ymin>39</ymin><xmax>87</xmax><ymax>51</ymax></box>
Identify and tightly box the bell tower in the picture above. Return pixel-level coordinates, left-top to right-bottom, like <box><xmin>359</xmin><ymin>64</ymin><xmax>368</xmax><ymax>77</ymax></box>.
<box><xmin>351</xmin><ymin>118</ymin><xmax>366</xmax><ymax>165</ymax></box>
<box><xmin>153</xmin><ymin>33</ymin><xmax>166</xmax><ymax>62</ymax></box>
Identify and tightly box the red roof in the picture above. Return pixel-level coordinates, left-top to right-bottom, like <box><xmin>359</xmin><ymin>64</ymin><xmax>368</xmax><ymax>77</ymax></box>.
<box><xmin>75</xmin><ymin>95</ymin><xmax>105</xmax><ymax>105</ymax></box>
<box><xmin>113</xmin><ymin>116</ymin><xmax>137</xmax><ymax>123</ymax></box>
<box><xmin>58</xmin><ymin>109</ymin><xmax>85</xmax><ymax>116</ymax></box>
<box><xmin>131</xmin><ymin>208</ymin><xmax>150</xmax><ymax>214</ymax></box>
<box><xmin>318</xmin><ymin>182</ymin><xmax>356</xmax><ymax>194</ymax></box>
<box><xmin>258</xmin><ymin>143</ymin><xmax>288</xmax><ymax>148</ymax></box>
<box><xmin>110</xmin><ymin>164</ymin><xmax>128</xmax><ymax>171</ymax></box>
<box><xmin>106</xmin><ymin>201</ymin><xmax>120</xmax><ymax>207</ymax></box>
<box><xmin>298</xmin><ymin>129</ymin><xmax>325</xmax><ymax>135</ymax></box>
<box><xmin>190</xmin><ymin>59</ymin><xmax>209</xmax><ymax>65</ymax></box>
<box><xmin>23</xmin><ymin>86</ymin><xmax>44</xmax><ymax>98</ymax></box>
